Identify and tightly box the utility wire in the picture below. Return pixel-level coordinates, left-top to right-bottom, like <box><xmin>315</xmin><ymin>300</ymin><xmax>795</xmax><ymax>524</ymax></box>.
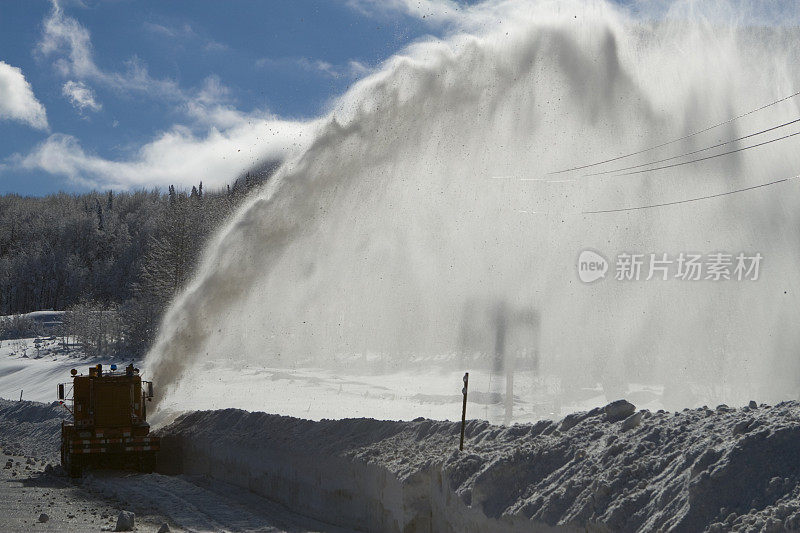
<box><xmin>583</xmin><ymin>175</ymin><xmax>800</xmax><ymax>214</ymax></box>
<box><xmin>583</xmin><ymin>117</ymin><xmax>800</xmax><ymax>177</ymax></box>
<box><xmin>611</xmin><ymin>129</ymin><xmax>800</xmax><ymax>176</ymax></box>
<box><xmin>548</xmin><ymin>89</ymin><xmax>800</xmax><ymax>175</ymax></box>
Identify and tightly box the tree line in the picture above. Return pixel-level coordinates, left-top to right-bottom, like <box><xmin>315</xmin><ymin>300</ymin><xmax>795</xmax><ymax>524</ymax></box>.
<box><xmin>0</xmin><ymin>163</ymin><xmax>278</xmax><ymax>357</ymax></box>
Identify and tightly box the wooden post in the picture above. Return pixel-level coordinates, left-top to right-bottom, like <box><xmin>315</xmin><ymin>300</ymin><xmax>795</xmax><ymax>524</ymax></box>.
<box><xmin>19</xmin><ymin>390</ymin><xmax>23</xmax><ymax>402</ymax></box>
<box><xmin>460</xmin><ymin>372</ymin><xmax>469</xmax><ymax>451</ymax></box>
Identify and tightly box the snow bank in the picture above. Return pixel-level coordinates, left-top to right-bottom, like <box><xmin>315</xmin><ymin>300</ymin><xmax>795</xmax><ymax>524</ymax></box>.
<box><xmin>5</xmin><ymin>395</ymin><xmax>800</xmax><ymax>531</ymax></box>
<box><xmin>158</xmin><ymin>401</ymin><xmax>800</xmax><ymax>532</ymax></box>
<box><xmin>0</xmin><ymin>398</ymin><xmax>67</xmax><ymax>462</ymax></box>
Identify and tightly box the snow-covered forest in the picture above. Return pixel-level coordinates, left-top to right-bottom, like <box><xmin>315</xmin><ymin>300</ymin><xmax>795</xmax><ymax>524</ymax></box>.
<box><xmin>0</xmin><ymin>163</ymin><xmax>278</xmax><ymax>356</ymax></box>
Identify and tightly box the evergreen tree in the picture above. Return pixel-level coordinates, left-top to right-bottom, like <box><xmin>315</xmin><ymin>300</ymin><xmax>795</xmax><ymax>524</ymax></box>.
<box><xmin>96</xmin><ymin>198</ymin><xmax>104</xmax><ymax>231</ymax></box>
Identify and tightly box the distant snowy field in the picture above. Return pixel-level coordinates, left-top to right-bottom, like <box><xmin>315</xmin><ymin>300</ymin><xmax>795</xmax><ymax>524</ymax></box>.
<box><xmin>0</xmin><ymin>315</ymin><xmax>675</xmax><ymax>425</ymax></box>
<box><xmin>0</xmin><ymin>337</ymin><xmax>91</xmax><ymax>404</ymax></box>
<box><xmin>0</xmin><ymin>311</ymin><xmax>136</xmax><ymax>405</ymax></box>
<box><xmin>156</xmin><ymin>358</ymin><xmax>667</xmax><ymax>426</ymax></box>
<box><xmin>1</xmin><ymin>338</ymin><xmax>666</xmax><ymax>426</ymax></box>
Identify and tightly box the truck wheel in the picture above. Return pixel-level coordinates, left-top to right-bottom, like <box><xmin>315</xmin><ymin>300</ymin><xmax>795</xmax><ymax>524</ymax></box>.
<box><xmin>67</xmin><ymin>456</ymin><xmax>82</xmax><ymax>478</ymax></box>
<box><xmin>62</xmin><ymin>449</ymin><xmax>82</xmax><ymax>478</ymax></box>
<box><xmin>137</xmin><ymin>454</ymin><xmax>156</xmax><ymax>473</ymax></box>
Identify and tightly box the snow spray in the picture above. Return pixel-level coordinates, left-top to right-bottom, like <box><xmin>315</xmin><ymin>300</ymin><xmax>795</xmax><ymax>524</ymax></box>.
<box><xmin>145</xmin><ymin>0</ymin><xmax>800</xmax><ymax>417</ymax></box>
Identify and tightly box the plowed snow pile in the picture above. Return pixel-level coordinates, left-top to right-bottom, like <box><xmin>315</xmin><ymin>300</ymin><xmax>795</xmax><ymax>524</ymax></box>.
<box><xmin>0</xmin><ymin>398</ymin><xmax>67</xmax><ymax>462</ymax></box>
<box><xmin>5</xmin><ymin>397</ymin><xmax>800</xmax><ymax>532</ymax></box>
<box><xmin>159</xmin><ymin>401</ymin><xmax>800</xmax><ymax>532</ymax></box>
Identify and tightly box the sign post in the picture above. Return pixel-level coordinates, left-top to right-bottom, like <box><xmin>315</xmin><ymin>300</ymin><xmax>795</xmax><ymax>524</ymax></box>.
<box><xmin>460</xmin><ymin>372</ymin><xmax>469</xmax><ymax>451</ymax></box>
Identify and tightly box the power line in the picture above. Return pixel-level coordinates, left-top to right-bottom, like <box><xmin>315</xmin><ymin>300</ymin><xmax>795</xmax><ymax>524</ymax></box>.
<box><xmin>584</xmin><ymin>117</ymin><xmax>800</xmax><ymax>177</ymax></box>
<box><xmin>611</xmin><ymin>129</ymin><xmax>800</xmax><ymax>176</ymax></box>
<box><xmin>583</xmin><ymin>175</ymin><xmax>799</xmax><ymax>214</ymax></box>
<box><xmin>548</xmin><ymin>89</ymin><xmax>800</xmax><ymax>175</ymax></box>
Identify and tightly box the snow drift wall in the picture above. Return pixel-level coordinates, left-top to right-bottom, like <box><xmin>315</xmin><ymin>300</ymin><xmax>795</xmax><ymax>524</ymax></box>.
<box><xmin>156</xmin><ymin>411</ymin><xmax>546</xmax><ymax>532</ymax></box>
<box><xmin>0</xmin><ymin>399</ymin><xmax>67</xmax><ymax>463</ymax></box>
<box><xmin>157</xmin><ymin>401</ymin><xmax>800</xmax><ymax>532</ymax></box>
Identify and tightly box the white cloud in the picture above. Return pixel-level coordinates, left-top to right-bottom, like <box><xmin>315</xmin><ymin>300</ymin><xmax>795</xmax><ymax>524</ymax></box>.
<box><xmin>255</xmin><ymin>56</ymin><xmax>372</xmax><ymax>79</ymax></box>
<box><xmin>39</xmin><ymin>1</ymin><xmax>239</xmax><ymax>113</ymax></box>
<box><xmin>38</xmin><ymin>0</ymin><xmax>183</xmax><ymax>100</ymax></box>
<box><xmin>346</xmin><ymin>60</ymin><xmax>371</xmax><ymax>78</ymax></box>
<box><xmin>204</xmin><ymin>40</ymin><xmax>230</xmax><ymax>53</ymax></box>
<box><xmin>192</xmin><ymin>75</ymin><xmax>230</xmax><ymax>106</ymax></box>
<box><xmin>143</xmin><ymin>21</ymin><xmax>196</xmax><ymax>40</ymax></box>
<box><xmin>15</xmin><ymin>114</ymin><xmax>316</xmax><ymax>190</ymax></box>
<box><xmin>62</xmin><ymin>80</ymin><xmax>101</xmax><ymax>112</ymax></box>
<box><xmin>38</xmin><ymin>0</ymin><xmax>95</xmax><ymax>77</ymax></box>
<box><xmin>0</xmin><ymin>61</ymin><xmax>49</xmax><ymax>130</ymax></box>
<box><xmin>143</xmin><ymin>21</ymin><xmax>229</xmax><ymax>52</ymax></box>
<box><xmin>181</xmin><ymin>76</ymin><xmax>250</xmax><ymax>129</ymax></box>
<box><xmin>20</xmin><ymin>2</ymin><xmax>311</xmax><ymax>190</ymax></box>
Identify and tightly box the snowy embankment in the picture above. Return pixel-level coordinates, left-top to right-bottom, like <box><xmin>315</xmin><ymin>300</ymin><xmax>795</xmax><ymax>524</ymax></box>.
<box><xmin>158</xmin><ymin>401</ymin><xmax>800</xmax><ymax>533</ymax></box>
<box><xmin>0</xmin><ymin>398</ymin><xmax>67</xmax><ymax>462</ymax></box>
<box><xmin>4</xmin><ymin>396</ymin><xmax>800</xmax><ymax>532</ymax></box>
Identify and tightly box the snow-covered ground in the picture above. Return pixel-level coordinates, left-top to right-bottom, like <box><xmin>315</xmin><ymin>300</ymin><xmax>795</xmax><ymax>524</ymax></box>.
<box><xmin>0</xmin><ymin>337</ymin><xmax>92</xmax><ymax>404</ymax></box>
<box><xmin>0</xmin><ymin>399</ymin><xmax>346</xmax><ymax>533</ymax></box>
<box><xmin>87</xmin><ymin>472</ymin><xmax>349</xmax><ymax>532</ymax></box>
<box><xmin>0</xmin><ymin>336</ymin><xmax>114</xmax><ymax>405</ymax></box>
<box><xmin>0</xmin><ymin>448</ymin><xmax>175</xmax><ymax>532</ymax></box>
<box><xmin>0</xmin><ymin>399</ymin><xmax>178</xmax><ymax>532</ymax></box>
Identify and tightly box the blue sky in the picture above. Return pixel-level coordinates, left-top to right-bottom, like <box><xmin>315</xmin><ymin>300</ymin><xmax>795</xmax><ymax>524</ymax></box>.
<box><xmin>0</xmin><ymin>0</ymin><xmax>462</xmax><ymax>195</ymax></box>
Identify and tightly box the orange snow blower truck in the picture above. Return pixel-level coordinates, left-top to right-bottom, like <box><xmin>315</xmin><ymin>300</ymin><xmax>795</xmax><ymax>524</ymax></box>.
<box><xmin>57</xmin><ymin>363</ymin><xmax>159</xmax><ymax>477</ymax></box>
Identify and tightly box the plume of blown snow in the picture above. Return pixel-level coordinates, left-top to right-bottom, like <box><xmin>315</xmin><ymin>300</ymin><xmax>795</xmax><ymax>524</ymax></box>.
<box><xmin>145</xmin><ymin>0</ymin><xmax>800</xmax><ymax>416</ymax></box>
